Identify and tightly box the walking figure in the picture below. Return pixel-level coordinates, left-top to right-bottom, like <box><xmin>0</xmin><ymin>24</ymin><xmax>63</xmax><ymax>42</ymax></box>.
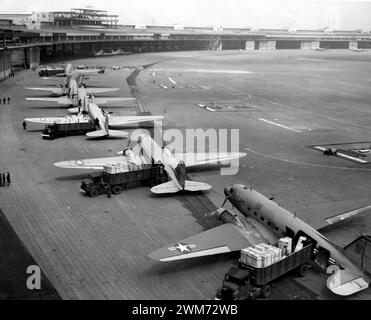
<box><xmin>2</xmin><ymin>97</ymin><xmax>5</xmax><ymax>104</ymax></box>
<box><xmin>6</xmin><ymin>172</ymin><xmax>11</xmax><ymax>186</ymax></box>
<box><xmin>7</xmin><ymin>97</ymin><xmax>10</xmax><ymax>104</ymax></box>
<box><xmin>23</xmin><ymin>120</ymin><xmax>27</xmax><ymax>130</ymax></box>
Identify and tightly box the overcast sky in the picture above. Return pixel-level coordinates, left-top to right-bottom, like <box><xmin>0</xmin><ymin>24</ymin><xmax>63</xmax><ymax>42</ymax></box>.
<box><xmin>1</xmin><ymin>0</ymin><xmax>371</xmax><ymax>30</ymax></box>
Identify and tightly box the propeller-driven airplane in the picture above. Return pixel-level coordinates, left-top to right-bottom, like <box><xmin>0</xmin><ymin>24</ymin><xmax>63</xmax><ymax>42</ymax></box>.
<box><xmin>54</xmin><ymin>134</ymin><xmax>247</xmax><ymax>192</ymax></box>
<box><xmin>25</xmin><ymin>104</ymin><xmax>164</xmax><ymax>139</ymax></box>
<box><xmin>39</xmin><ymin>63</ymin><xmax>105</xmax><ymax>78</ymax></box>
<box><xmin>149</xmin><ymin>184</ymin><xmax>371</xmax><ymax>297</ymax></box>
<box><xmin>26</xmin><ymin>76</ymin><xmax>119</xmax><ymax>97</ymax></box>
<box><xmin>26</xmin><ymin>85</ymin><xmax>135</xmax><ymax>113</ymax></box>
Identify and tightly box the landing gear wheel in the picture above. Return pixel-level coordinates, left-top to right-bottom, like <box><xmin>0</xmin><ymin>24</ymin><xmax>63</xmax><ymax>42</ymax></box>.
<box><xmin>297</xmin><ymin>264</ymin><xmax>308</xmax><ymax>277</ymax></box>
<box><xmin>261</xmin><ymin>284</ymin><xmax>272</xmax><ymax>298</ymax></box>
<box><xmin>111</xmin><ymin>185</ymin><xmax>123</xmax><ymax>195</ymax></box>
<box><xmin>89</xmin><ymin>188</ymin><xmax>99</xmax><ymax>198</ymax></box>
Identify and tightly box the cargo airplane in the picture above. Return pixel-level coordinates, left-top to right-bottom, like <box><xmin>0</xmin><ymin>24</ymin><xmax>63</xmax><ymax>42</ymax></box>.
<box><xmin>26</xmin><ymin>85</ymin><xmax>135</xmax><ymax>114</ymax></box>
<box><xmin>149</xmin><ymin>184</ymin><xmax>371</xmax><ymax>297</ymax></box>
<box><xmin>26</xmin><ymin>76</ymin><xmax>119</xmax><ymax>97</ymax></box>
<box><xmin>54</xmin><ymin>134</ymin><xmax>247</xmax><ymax>192</ymax></box>
<box><xmin>25</xmin><ymin>104</ymin><xmax>163</xmax><ymax>139</ymax></box>
<box><xmin>39</xmin><ymin>63</ymin><xmax>105</xmax><ymax>78</ymax></box>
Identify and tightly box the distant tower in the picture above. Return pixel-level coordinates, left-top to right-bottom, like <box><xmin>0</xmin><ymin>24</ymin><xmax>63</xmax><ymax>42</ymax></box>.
<box><xmin>327</xmin><ymin>6</ymin><xmax>341</xmax><ymax>30</ymax></box>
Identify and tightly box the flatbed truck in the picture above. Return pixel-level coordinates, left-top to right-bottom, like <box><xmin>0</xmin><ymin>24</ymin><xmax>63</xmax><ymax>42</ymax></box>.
<box><xmin>81</xmin><ymin>164</ymin><xmax>168</xmax><ymax>197</ymax></box>
<box><xmin>216</xmin><ymin>243</ymin><xmax>313</xmax><ymax>300</ymax></box>
<box><xmin>42</xmin><ymin>121</ymin><xmax>97</xmax><ymax>140</ymax></box>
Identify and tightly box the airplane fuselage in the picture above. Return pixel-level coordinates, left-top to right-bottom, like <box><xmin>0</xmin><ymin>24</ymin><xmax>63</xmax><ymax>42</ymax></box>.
<box><xmin>227</xmin><ymin>184</ymin><xmax>368</xmax><ymax>282</ymax></box>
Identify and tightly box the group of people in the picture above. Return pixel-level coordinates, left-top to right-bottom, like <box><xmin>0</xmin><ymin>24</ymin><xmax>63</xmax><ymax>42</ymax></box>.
<box><xmin>0</xmin><ymin>97</ymin><xmax>11</xmax><ymax>104</ymax></box>
<box><xmin>0</xmin><ymin>172</ymin><xmax>11</xmax><ymax>187</ymax></box>
<box><xmin>9</xmin><ymin>67</ymin><xmax>15</xmax><ymax>77</ymax></box>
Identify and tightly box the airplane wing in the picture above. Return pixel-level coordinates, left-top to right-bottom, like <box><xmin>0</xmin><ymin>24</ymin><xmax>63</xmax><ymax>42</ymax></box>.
<box><xmin>26</xmin><ymin>97</ymin><xmax>72</xmax><ymax>105</ymax></box>
<box><xmin>85</xmin><ymin>88</ymin><xmax>119</xmax><ymax>94</ymax></box>
<box><xmin>26</xmin><ymin>87</ymin><xmax>64</xmax><ymax>95</ymax></box>
<box><xmin>108</xmin><ymin>115</ymin><xmax>164</xmax><ymax>127</ymax></box>
<box><xmin>175</xmin><ymin>152</ymin><xmax>247</xmax><ymax>167</ymax></box>
<box><xmin>24</xmin><ymin>117</ymin><xmax>67</xmax><ymax>125</ymax></box>
<box><xmin>92</xmin><ymin>97</ymin><xmax>136</xmax><ymax>105</ymax></box>
<box><xmin>54</xmin><ymin>156</ymin><xmax>128</xmax><ymax>170</ymax></box>
<box><xmin>149</xmin><ymin>219</ymin><xmax>277</xmax><ymax>262</ymax></box>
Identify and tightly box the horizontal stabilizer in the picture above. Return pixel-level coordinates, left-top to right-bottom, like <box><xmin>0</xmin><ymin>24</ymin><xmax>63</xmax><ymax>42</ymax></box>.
<box><xmin>86</xmin><ymin>129</ymin><xmax>128</xmax><ymax>139</ymax></box>
<box><xmin>151</xmin><ymin>181</ymin><xmax>180</xmax><ymax>194</ymax></box>
<box><xmin>326</xmin><ymin>265</ymin><xmax>368</xmax><ymax>296</ymax></box>
<box><xmin>86</xmin><ymin>130</ymin><xmax>108</xmax><ymax>138</ymax></box>
<box><xmin>68</xmin><ymin>107</ymin><xmax>79</xmax><ymax>114</ymax></box>
<box><xmin>184</xmin><ymin>180</ymin><xmax>212</xmax><ymax>192</ymax></box>
<box><xmin>151</xmin><ymin>180</ymin><xmax>211</xmax><ymax>194</ymax></box>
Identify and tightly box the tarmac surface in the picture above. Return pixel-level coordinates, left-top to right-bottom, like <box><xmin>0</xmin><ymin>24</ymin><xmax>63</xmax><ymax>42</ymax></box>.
<box><xmin>1</xmin><ymin>49</ymin><xmax>371</xmax><ymax>299</ymax></box>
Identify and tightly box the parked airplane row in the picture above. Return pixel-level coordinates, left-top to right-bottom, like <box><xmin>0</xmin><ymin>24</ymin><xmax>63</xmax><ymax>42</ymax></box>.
<box><xmin>28</xmin><ymin>62</ymin><xmax>370</xmax><ymax>298</ymax></box>
<box><xmin>25</xmin><ymin>65</ymin><xmax>163</xmax><ymax>139</ymax></box>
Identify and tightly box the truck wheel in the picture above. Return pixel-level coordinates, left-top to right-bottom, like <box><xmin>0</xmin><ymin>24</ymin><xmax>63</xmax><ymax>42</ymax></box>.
<box><xmin>89</xmin><ymin>189</ymin><xmax>99</xmax><ymax>198</ymax></box>
<box><xmin>111</xmin><ymin>185</ymin><xmax>123</xmax><ymax>195</ymax></box>
<box><xmin>261</xmin><ymin>284</ymin><xmax>272</xmax><ymax>298</ymax></box>
<box><xmin>297</xmin><ymin>264</ymin><xmax>308</xmax><ymax>277</ymax></box>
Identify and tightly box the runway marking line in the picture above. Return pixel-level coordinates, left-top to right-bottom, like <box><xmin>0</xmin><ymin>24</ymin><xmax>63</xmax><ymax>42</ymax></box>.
<box><xmin>258</xmin><ymin>118</ymin><xmax>302</xmax><ymax>133</ymax></box>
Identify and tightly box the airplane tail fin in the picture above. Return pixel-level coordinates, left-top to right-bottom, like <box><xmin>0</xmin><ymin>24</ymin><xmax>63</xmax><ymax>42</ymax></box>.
<box><xmin>326</xmin><ymin>265</ymin><xmax>368</xmax><ymax>296</ymax></box>
<box><xmin>65</xmin><ymin>64</ymin><xmax>72</xmax><ymax>76</ymax></box>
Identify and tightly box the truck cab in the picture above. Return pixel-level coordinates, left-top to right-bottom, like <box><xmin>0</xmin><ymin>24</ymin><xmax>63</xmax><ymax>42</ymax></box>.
<box><xmin>217</xmin><ymin>267</ymin><xmax>256</xmax><ymax>300</ymax></box>
<box><xmin>81</xmin><ymin>173</ymin><xmax>108</xmax><ymax>197</ymax></box>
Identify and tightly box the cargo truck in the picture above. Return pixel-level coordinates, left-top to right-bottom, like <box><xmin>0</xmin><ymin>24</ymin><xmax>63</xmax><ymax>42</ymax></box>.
<box><xmin>42</xmin><ymin>121</ymin><xmax>97</xmax><ymax>140</ymax></box>
<box><xmin>81</xmin><ymin>163</ymin><xmax>168</xmax><ymax>197</ymax></box>
<box><xmin>216</xmin><ymin>242</ymin><xmax>313</xmax><ymax>300</ymax></box>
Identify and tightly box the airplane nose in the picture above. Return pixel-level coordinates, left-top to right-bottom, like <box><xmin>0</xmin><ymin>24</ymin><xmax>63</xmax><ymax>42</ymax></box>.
<box><xmin>224</xmin><ymin>186</ymin><xmax>233</xmax><ymax>197</ymax></box>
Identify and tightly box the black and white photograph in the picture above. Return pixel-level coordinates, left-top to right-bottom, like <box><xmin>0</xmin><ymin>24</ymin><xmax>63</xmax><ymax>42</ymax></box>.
<box><xmin>1</xmin><ymin>0</ymin><xmax>371</xmax><ymax>308</ymax></box>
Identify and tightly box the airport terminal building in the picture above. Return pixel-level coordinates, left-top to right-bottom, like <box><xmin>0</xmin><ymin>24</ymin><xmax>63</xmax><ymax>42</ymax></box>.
<box><xmin>1</xmin><ymin>7</ymin><xmax>371</xmax><ymax>79</ymax></box>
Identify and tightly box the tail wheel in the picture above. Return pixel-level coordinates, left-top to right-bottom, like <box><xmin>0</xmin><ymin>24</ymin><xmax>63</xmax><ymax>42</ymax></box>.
<box><xmin>297</xmin><ymin>264</ymin><xmax>308</xmax><ymax>277</ymax></box>
<box><xmin>89</xmin><ymin>188</ymin><xmax>99</xmax><ymax>198</ymax></box>
<box><xmin>261</xmin><ymin>284</ymin><xmax>272</xmax><ymax>299</ymax></box>
<box><xmin>111</xmin><ymin>185</ymin><xmax>123</xmax><ymax>195</ymax></box>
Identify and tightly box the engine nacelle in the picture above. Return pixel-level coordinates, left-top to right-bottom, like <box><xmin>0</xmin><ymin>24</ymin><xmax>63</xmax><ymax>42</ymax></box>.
<box><xmin>123</xmin><ymin>148</ymin><xmax>135</xmax><ymax>159</ymax></box>
<box><xmin>216</xmin><ymin>208</ymin><xmax>243</xmax><ymax>227</ymax></box>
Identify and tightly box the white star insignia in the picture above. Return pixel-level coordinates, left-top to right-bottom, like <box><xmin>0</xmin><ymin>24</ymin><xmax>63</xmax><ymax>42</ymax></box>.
<box><xmin>168</xmin><ymin>243</ymin><xmax>197</xmax><ymax>253</ymax></box>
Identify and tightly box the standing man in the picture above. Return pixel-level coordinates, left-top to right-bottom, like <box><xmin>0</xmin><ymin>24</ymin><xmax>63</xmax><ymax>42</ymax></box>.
<box><xmin>2</xmin><ymin>97</ymin><xmax>6</xmax><ymax>104</ymax></box>
<box><xmin>2</xmin><ymin>172</ymin><xmax>5</xmax><ymax>187</ymax></box>
<box><xmin>7</xmin><ymin>97</ymin><xmax>10</xmax><ymax>104</ymax></box>
<box><xmin>6</xmin><ymin>172</ymin><xmax>11</xmax><ymax>186</ymax></box>
<box><xmin>23</xmin><ymin>120</ymin><xmax>27</xmax><ymax>130</ymax></box>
